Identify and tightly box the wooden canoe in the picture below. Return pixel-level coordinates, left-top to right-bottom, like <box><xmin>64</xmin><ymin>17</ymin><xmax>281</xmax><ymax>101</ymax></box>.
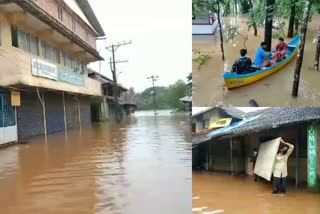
<box><xmin>222</xmin><ymin>35</ymin><xmax>300</xmax><ymax>90</ymax></box>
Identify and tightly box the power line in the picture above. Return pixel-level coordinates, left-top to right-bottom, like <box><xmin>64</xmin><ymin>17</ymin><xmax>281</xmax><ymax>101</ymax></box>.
<box><xmin>106</xmin><ymin>40</ymin><xmax>132</xmax><ymax>121</ymax></box>
<box><xmin>147</xmin><ymin>75</ymin><xmax>159</xmax><ymax>116</ymax></box>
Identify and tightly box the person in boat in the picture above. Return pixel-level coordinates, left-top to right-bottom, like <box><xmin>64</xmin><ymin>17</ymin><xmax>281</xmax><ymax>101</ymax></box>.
<box><xmin>231</xmin><ymin>49</ymin><xmax>256</xmax><ymax>74</ymax></box>
<box><xmin>272</xmin><ymin>138</ymin><xmax>294</xmax><ymax>196</ymax></box>
<box><xmin>254</xmin><ymin>42</ymin><xmax>272</xmax><ymax>69</ymax></box>
<box><xmin>272</xmin><ymin>37</ymin><xmax>287</xmax><ymax>63</ymax></box>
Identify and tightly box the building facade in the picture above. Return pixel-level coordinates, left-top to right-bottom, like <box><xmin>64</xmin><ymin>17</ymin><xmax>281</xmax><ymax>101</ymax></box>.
<box><xmin>88</xmin><ymin>70</ymin><xmax>129</xmax><ymax>122</ymax></box>
<box><xmin>0</xmin><ymin>0</ymin><xmax>105</xmax><ymax>144</ymax></box>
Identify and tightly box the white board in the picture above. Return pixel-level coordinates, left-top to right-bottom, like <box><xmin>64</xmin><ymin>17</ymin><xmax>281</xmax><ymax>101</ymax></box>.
<box><xmin>254</xmin><ymin>137</ymin><xmax>281</xmax><ymax>181</ymax></box>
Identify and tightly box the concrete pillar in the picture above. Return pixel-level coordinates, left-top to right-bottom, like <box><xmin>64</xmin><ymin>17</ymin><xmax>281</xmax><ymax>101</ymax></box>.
<box><xmin>230</xmin><ymin>137</ymin><xmax>234</xmax><ymax>176</ymax></box>
<box><xmin>307</xmin><ymin>123</ymin><xmax>318</xmax><ymax>190</ymax></box>
<box><xmin>296</xmin><ymin>128</ymin><xmax>301</xmax><ymax>189</ymax></box>
<box><xmin>0</xmin><ymin>14</ymin><xmax>12</xmax><ymax>47</ymax></box>
<box><xmin>77</xmin><ymin>96</ymin><xmax>81</xmax><ymax>131</ymax></box>
<box><xmin>62</xmin><ymin>92</ymin><xmax>67</xmax><ymax>133</ymax></box>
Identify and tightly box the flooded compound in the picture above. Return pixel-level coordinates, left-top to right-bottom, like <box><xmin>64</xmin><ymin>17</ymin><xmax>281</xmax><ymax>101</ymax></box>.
<box><xmin>192</xmin><ymin>14</ymin><xmax>320</xmax><ymax>107</ymax></box>
<box><xmin>192</xmin><ymin>172</ymin><xmax>320</xmax><ymax>214</ymax></box>
<box><xmin>0</xmin><ymin>110</ymin><xmax>191</xmax><ymax>214</ymax></box>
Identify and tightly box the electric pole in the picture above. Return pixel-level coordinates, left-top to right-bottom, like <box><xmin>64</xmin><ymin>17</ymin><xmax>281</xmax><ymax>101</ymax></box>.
<box><xmin>147</xmin><ymin>75</ymin><xmax>159</xmax><ymax>116</ymax></box>
<box><xmin>106</xmin><ymin>41</ymin><xmax>132</xmax><ymax>121</ymax></box>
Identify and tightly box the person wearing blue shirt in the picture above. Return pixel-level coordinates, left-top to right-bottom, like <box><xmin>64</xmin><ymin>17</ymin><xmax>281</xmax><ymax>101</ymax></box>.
<box><xmin>254</xmin><ymin>42</ymin><xmax>272</xmax><ymax>68</ymax></box>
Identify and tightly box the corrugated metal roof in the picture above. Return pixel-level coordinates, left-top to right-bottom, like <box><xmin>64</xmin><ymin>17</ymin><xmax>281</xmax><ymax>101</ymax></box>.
<box><xmin>192</xmin><ymin>107</ymin><xmax>320</xmax><ymax>145</ymax></box>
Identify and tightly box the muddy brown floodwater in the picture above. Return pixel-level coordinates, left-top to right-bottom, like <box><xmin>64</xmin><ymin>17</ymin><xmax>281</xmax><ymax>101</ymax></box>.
<box><xmin>0</xmin><ymin>110</ymin><xmax>191</xmax><ymax>214</ymax></box>
<box><xmin>193</xmin><ymin>172</ymin><xmax>320</xmax><ymax>214</ymax></box>
<box><xmin>193</xmin><ymin>14</ymin><xmax>320</xmax><ymax>107</ymax></box>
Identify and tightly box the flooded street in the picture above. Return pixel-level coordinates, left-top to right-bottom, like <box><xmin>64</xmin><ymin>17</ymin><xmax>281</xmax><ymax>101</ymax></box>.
<box><xmin>0</xmin><ymin>110</ymin><xmax>191</xmax><ymax>214</ymax></box>
<box><xmin>193</xmin><ymin>172</ymin><xmax>320</xmax><ymax>214</ymax></box>
<box><xmin>193</xmin><ymin>14</ymin><xmax>320</xmax><ymax>107</ymax></box>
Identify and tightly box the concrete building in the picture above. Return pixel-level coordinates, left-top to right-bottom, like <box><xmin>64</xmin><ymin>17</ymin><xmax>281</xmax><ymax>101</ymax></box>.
<box><xmin>0</xmin><ymin>0</ymin><xmax>105</xmax><ymax>145</ymax></box>
<box><xmin>192</xmin><ymin>107</ymin><xmax>320</xmax><ymax>191</ymax></box>
<box><xmin>88</xmin><ymin>70</ymin><xmax>129</xmax><ymax>121</ymax></box>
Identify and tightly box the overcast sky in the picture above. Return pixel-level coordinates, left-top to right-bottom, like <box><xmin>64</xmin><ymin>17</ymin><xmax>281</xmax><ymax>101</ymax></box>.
<box><xmin>88</xmin><ymin>0</ymin><xmax>191</xmax><ymax>92</ymax></box>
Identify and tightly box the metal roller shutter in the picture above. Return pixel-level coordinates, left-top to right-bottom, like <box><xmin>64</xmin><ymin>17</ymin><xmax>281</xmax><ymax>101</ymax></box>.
<box><xmin>65</xmin><ymin>94</ymin><xmax>79</xmax><ymax>130</ymax></box>
<box><xmin>45</xmin><ymin>92</ymin><xmax>65</xmax><ymax>134</ymax></box>
<box><xmin>17</xmin><ymin>92</ymin><xmax>44</xmax><ymax>140</ymax></box>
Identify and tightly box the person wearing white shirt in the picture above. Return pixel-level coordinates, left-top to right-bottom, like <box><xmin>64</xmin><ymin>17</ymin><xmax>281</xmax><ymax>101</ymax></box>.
<box><xmin>272</xmin><ymin>138</ymin><xmax>294</xmax><ymax>195</ymax></box>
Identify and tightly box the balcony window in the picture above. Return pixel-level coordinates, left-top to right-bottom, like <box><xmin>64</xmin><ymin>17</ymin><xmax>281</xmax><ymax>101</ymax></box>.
<box><xmin>12</xmin><ymin>26</ymin><xmax>39</xmax><ymax>56</ymax></box>
<box><xmin>41</xmin><ymin>41</ymin><xmax>60</xmax><ymax>64</ymax></box>
<box><xmin>58</xmin><ymin>6</ymin><xmax>64</xmax><ymax>22</ymax></box>
<box><xmin>72</xmin><ymin>18</ymin><xmax>76</xmax><ymax>32</ymax></box>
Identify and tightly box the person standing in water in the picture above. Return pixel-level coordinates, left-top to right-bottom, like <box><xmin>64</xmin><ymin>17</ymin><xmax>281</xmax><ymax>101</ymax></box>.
<box><xmin>272</xmin><ymin>138</ymin><xmax>294</xmax><ymax>195</ymax></box>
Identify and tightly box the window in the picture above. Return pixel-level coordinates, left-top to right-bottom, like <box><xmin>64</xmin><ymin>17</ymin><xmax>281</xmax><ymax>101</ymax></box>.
<box><xmin>41</xmin><ymin>41</ymin><xmax>60</xmax><ymax>64</ymax></box>
<box><xmin>12</xmin><ymin>26</ymin><xmax>39</xmax><ymax>56</ymax></box>
<box><xmin>11</xmin><ymin>26</ymin><xmax>18</xmax><ymax>47</ymax></box>
<box><xmin>86</xmin><ymin>31</ymin><xmax>89</xmax><ymax>41</ymax></box>
<box><xmin>58</xmin><ymin>6</ymin><xmax>63</xmax><ymax>22</ymax></box>
<box><xmin>72</xmin><ymin>18</ymin><xmax>76</xmax><ymax>32</ymax></box>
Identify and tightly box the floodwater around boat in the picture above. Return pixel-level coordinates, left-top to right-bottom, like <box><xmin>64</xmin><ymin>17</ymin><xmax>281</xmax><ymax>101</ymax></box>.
<box><xmin>193</xmin><ymin>14</ymin><xmax>320</xmax><ymax>107</ymax></box>
<box><xmin>192</xmin><ymin>172</ymin><xmax>320</xmax><ymax>214</ymax></box>
<box><xmin>0</xmin><ymin>110</ymin><xmax>191</xmax><ymax>214</ymax></box>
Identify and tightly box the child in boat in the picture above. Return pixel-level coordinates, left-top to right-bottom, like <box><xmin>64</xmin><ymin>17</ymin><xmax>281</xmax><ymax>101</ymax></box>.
<box><xmin>272</xmin><ymin>37</ymin><xmax>287</xmax><ymax>63</ymax></box>
<box><xmin>231</xmin><ymin>49</ymin><xmax>255</xmax><ymax>74</ymax></box>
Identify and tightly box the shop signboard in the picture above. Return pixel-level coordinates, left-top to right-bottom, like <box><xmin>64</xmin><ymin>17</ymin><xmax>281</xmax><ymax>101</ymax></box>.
<box><xmin>307</xmin><ymin>124</ymin><xmax>318</xmax><ymax>188</ymax></box>
<box><xmin>31</xmin><ymin>58</ymin><xmax>58</xmax><ymax>81</ymax></box>
<box><xmin>209</xmin><ymin>118</ymin><xmax>232</xmax><ymax>129</ymax></box>
<box><xmin>58</xmin><ymin>68</ymin><xmax>85</xmax><ymax>86</ymax></box>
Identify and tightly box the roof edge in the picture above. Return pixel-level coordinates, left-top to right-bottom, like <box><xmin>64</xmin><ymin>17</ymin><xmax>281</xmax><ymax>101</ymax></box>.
<box><xmin>76</xmin><ymin>0</ymin><xmax>105</xmax><ymax>37</ymax></box>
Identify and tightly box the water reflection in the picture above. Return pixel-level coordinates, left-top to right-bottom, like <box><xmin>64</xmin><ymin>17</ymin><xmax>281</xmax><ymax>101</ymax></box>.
<box><xmin>0</xmin><ymin>110</ymin><xmax>191</xmax><ymax>214</ymax></box>
<box><xmin>193</xmin><ymin>14</ymin><xmax>320</xmax><ymax>107</ymax></box>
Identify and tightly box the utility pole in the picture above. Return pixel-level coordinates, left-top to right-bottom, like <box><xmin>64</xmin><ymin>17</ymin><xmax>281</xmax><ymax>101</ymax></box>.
<box><xmin>106</xmin><ymin>41</ymin><xmax>132</xmax><ymax>121</ymax></box>
<box><xmin>147</xmin><ymin>75</ymin><xmax>159</xmax><ymax>116</ymax></box>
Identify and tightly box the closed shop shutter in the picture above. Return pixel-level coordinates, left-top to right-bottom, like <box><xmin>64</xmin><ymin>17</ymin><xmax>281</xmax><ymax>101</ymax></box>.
<box><xmin>65</xmin><ymin>94</ymin><xmax>79</xmax><ymax>130</ymax></box>
<box><xmin>79</xmin><ymin>96</ymin><xmax>91</xmax><ymax>128</ymax></box>
<box><xmin>17</xmin><ymin>92</ymin><xmax>44</xmax><ymax>140</ymax></box>
<box><xmin>45</xmin><ymin>92</ymin><xmax>64</xmax><ymax>134</ymax></box>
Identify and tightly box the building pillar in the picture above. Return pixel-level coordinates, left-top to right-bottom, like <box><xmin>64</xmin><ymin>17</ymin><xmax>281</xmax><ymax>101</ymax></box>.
<box><xmin>307</xmin><ymin>123</ymin><xmax>318</xmax><ymax>190</ymax></box>
<box><xmin>37</xmin><ymin>89</ymin><xmax>47</xmax><ymax>140</ymax></box>
<box><xmin>296</xmin><ymin>128</ymin><xmax>301</xmax><ymax>189</ymax></box>
<box><xmin>77</xmin><ymin>95</ymin><xmax>81</xmax><ymax>131</ymax></box>
<box><xmin>230</xmin><ymin>137</ymin><xmax>234</xmax><ymax>176</ymax></box>
<box><xmin>62</xmin><ymin>92</ymin><xmax>67</xmax><ymax>133</ymax></box>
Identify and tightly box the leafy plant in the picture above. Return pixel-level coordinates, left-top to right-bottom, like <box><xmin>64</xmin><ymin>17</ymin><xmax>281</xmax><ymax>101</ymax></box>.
<box><xmin>192</xmin><ymin>49</ymin><xmax>212</xmax><ymax>65</ymax></box>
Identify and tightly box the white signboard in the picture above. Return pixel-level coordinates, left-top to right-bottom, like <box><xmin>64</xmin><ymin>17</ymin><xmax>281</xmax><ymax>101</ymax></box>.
<box><xmin>254</xmin><ymin>137</ymin><xmax>281</xmax><ymax>181</ymax></box>
<box><xmin>32</xmin><ymin>58</ymin><xmax>58</xmax><ymax>81</ymax></box>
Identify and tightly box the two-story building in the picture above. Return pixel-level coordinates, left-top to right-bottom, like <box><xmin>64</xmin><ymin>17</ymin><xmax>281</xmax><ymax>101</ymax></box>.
<box><xmin>88</xmin><ymin>69</ymin><xmax>129</xmax><ymax>121</ymax></box>
<box><xmin>0</xmin><ymin>0</ymin><xmax>105</xmax><ymax>145</ymax></box>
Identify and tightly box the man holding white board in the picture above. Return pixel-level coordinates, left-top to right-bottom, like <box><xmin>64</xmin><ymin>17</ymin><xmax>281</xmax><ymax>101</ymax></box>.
<box><xmin>254</xmin><ymin>137</ymin><xmax>294</xmax><ymax>196</ymax></box>
<box><xmin>272</xmin><ymin>139</ymin><xmax>294</xmax><ymax>195</ymax></box>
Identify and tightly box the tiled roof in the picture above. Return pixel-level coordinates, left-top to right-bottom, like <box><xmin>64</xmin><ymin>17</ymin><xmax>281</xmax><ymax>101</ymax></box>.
<box><xmin>193</xmin><ymin>107</ymin><xmax>320</xmax><ymax>145</ymax></box>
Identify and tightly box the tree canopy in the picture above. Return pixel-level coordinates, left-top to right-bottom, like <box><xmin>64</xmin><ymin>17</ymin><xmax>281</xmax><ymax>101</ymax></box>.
<box><xmin>135</xmin><ymin>80</ymin><xmax>188</xmax><ymax>110</ymax></box>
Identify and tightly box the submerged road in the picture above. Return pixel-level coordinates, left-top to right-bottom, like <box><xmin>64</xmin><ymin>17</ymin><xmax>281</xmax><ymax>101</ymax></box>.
<box><xmin>0</xmin><ymin>111</ymin><xmax>191</xmax><ymax>214</ymax></box>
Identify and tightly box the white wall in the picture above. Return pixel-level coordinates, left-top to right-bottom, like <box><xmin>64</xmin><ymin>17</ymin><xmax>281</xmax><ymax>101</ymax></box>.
<box><xmin>192</xmin><ymin>21</ymin><xmax>218</xmax><ymax>35</ymax></box>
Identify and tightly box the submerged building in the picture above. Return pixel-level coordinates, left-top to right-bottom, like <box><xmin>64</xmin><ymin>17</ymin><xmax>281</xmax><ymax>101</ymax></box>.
<box><xmin>192</xmin><ymin>107</ymin><xmax>320</xmax><ymax>191</ymax></box>
<box><xmin>88</xmin><ymin>69</ymin><xmax>130</xmax><ymax>121</ymax></box>
<box><xmin>0</xmin><ymin>0</ymin><xmax>105</xmax><ymax>145</ymax></box>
